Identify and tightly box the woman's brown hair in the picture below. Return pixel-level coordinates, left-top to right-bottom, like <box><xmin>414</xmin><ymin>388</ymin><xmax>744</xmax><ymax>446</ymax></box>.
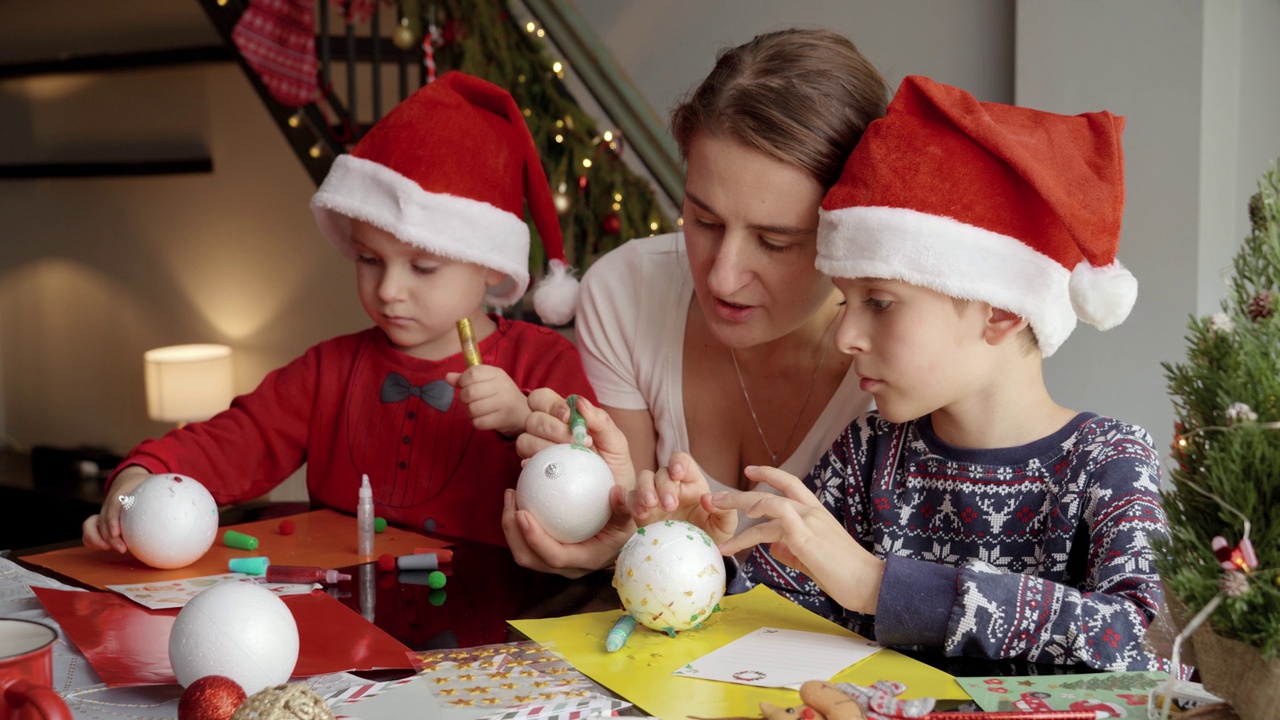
<box><xmin>670</xmin><ymin>28</ymin><xmax>889</xmax><ymax>190</ymax></box>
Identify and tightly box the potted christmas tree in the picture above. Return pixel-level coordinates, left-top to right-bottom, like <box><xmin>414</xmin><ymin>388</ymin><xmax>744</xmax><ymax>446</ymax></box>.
<box><xmin>1158</xmin><ymin>162</ymin><xmax>1280</xmax><ymax>720</ymax></box>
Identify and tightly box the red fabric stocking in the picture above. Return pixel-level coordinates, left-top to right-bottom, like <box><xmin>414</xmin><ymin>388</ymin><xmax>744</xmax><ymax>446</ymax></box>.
<box><xmin>231</xmin><ymin>0</ymin><xmax>318</xmax><ymax>107</ymax></box>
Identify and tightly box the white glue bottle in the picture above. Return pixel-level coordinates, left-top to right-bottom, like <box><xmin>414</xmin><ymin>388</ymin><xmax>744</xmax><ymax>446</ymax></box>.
<box><xmin>357</xmin><ymin>474</ymin><xmax>374</xmax><ymax>557</ymax></box>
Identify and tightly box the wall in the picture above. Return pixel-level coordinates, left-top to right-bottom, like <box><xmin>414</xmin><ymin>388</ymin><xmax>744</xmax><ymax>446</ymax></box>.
<box><xmin>0</xmin><ymin>1</ymin><xmax>1277</xmax><ymax>495</ymax></box>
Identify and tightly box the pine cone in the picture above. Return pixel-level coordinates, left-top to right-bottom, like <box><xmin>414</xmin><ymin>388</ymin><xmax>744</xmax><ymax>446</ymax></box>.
<box><xmin>1249</xmin><ymin>191</ymin><xmax>1265</xmax><ymax>233</ymax></box>
<box><xmin>1247</xmin><ymin>289</ymin><xmax>1274</xmax><ymax>321</ymax></box>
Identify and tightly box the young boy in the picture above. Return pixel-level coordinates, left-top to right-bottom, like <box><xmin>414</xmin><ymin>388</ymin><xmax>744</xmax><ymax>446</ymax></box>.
<box><xmin>711</xmin><ymin>75</ymin><xmax>1170</xmax><ymax>671</ymax></box>
<box><xmin>83</xmin><ymin>72</ymin><xmax>595</xmax><ymax>550</ymax></box>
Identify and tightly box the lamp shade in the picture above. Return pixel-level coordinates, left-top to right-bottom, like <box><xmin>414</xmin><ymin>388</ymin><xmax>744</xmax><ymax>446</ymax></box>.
<box><xmin>144</xmin><ymin>344</ymin><xmax>234</xmax><ymax>424</ymax></box>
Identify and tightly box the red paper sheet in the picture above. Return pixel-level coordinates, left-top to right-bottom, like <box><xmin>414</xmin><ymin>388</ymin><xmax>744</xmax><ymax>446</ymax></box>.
<box><xmin>22</xmin><ymin>509</ymin><xmax>447</xmax><ymax>590</ymax></box>
<box><xmin>34</xmin><ymin>586</ymin><xmax>415</xmax><ymax>686</ymax></box>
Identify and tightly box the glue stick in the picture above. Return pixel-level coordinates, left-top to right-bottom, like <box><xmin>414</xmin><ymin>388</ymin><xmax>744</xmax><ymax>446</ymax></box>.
<box><xmin>357</xmin><ymin>474</ymin><xmax>374</xmax><ymax>557</ymax></box>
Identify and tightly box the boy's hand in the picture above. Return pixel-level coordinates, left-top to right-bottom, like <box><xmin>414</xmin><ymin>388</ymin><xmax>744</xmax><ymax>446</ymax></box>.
<box><xmin>712</xmin><ymin>466</ymin><xmax>885</xmax><ymax>614</ymax></box>
<box><xmin>518</xmin><ymin>391</ymin><xmax>636</xmax><ymax>491</ymax></box>
<box><xmin>631</xmin><ymin>452</ymin><xmax>737</xmax><ymax>544</ymax></box>
<box><xmin>447</xmin><ymin>366</ymin><xmax>529</xmax><ymax>436</ymax></box>
<box><xmin>82</xmin><ymin>465</ymin><xmax>151</xmax><ymax>553</ymax></box>
<box><xmin>502</xmin><ymin>485</ymin><xmax>637</xmax><ymax>578</ymax></box>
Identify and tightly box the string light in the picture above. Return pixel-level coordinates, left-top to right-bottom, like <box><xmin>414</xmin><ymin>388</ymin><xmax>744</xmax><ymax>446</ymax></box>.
<box><xmin>611</xmin><ymin>202</ymin><xmax>621</xmax><ymax>211</ymax></box>
<box><xmin>536</xmin><ymin>29</ymin><xmax>545</xmax><ymax>38</ymax></box>
<box><xmin>581</xmin><ymin>159</ymin><xmax>592</xmax><ymax>169</ymax></box>
<box><xmin>649</xmin><ymin>221</ymin><xmax>660</xmax><ymax>231</ymax></box>
<box><xmin>554</xmin><ymin>134</ymin><xmax>564</xmax><ymax>143</ymax></box>
<box><xmin>308</xmin><ymin>143</ymin><xmax>324</xmax><ymax>159</ymax></box>
<box><xmin>602</xmin><ymin>131</ymin><xmax>614</xmax><ymax>142</ymax></box>
<box><xmin>525</xmin><ymin>21</ymin><xmax>536</xmax><ymax>33</ymax></box>
<box><xmin>287</xmin><ymin>112</ymin><xmax>304</xmax><ymax>129</ymax></box>
<box><xmin>613</xmin><ymin>192</ymin><xmax>623</xmax><ymax>202</ymax></box>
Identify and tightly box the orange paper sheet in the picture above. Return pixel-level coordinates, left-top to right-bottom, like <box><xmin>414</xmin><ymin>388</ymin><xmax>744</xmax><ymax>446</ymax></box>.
<box><xmin>510</xmin><ymin>585</ymin><xmax>969</xmax><ymax>720</ymax></box>
<box><xmin>22</xmin><ymin>509</ymin><xmax>447</xmax><ymax>590</ymax></box>
<box><xmin>34</xmin><ymin>586</ymin><xmax>414</xmax><ymax>686</ymax></box>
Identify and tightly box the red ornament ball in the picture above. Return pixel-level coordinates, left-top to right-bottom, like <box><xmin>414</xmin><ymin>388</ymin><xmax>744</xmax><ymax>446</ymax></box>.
<box><xmin>178</xmin><ymin>675</ymin><xmax>246</xmax><ymax>720</ymax></box>
<box><xmin>601</xmin><ymin>213</ymin><xmax>621</xmax><ymax>235</ymax></box>
<box><xmin>277</xmin><ymin>519</ymin><xmax>296</xmax><ymax>535</ymax></box>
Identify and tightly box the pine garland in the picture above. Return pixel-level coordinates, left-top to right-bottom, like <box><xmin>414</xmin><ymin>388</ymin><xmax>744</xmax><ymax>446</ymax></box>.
<box><xmin>1157</xmin><ymin>161</ymin><xmax>1280</xmax><ymax>659</ymax></box>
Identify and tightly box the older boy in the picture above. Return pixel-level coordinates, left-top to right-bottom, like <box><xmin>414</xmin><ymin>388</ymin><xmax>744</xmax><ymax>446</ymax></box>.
<box><xmin>712</xmin><ymin>75</ymin><xmax>1169</xmax><ymax>671</ymax></box>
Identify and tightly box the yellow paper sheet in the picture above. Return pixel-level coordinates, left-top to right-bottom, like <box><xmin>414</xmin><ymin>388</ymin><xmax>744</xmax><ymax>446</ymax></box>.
<box><xmin>510</xmin><ymin>585</ymin><xmax>968</xmax><ymax>720</ymax></box>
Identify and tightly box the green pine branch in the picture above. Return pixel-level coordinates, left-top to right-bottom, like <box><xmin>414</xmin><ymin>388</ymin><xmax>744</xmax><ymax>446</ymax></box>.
<box><xmin>1157</xmin><ymin>161</ymin><xmax>1280</xmax><ymax>659</ymax></box>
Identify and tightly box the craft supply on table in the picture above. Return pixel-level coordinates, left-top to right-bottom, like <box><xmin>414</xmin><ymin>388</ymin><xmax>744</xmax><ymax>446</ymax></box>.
<box><xmin>605</xmin><ymin>613</ymin><xmax>637</xmax><ymax>652</ymax></box>
<box><xmin>227</xmin><ymin>557</ymin><xmax>269</xmax><ymax>575</ymax></box>
<box><xmin>377</xmin><ymin>551</ymin><xmax>447</xmax><ymax>572</ymax></box>
<box><xmin>222</xmin><ymin>530</ymin><xmax>259</xmax><ymax>551</ymax></box>
<box><xmin>264</xmin><ymin>565</ymin><xmax>351</xmax><ymax>584</ymax></box>
<box><xmin>357</xmin><ymin>474</ymin><xmax>374</xmax><ymax>557</ymax></box>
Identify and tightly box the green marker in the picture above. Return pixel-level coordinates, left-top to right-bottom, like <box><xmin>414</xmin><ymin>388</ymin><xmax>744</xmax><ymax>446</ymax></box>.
<box><xmin>605</xmin><ymin>613</ymin><xmax>636</xmax><ymax>652</ymax></box>
<box><xmin>223</xmin><ymin>530</ymin><xmax>259</xmax><ymax>550</ymax></box>
<box><xmin>566</xmin><ymin>394</ymin><xmax>589</xmax><ymax>448</ymax></box>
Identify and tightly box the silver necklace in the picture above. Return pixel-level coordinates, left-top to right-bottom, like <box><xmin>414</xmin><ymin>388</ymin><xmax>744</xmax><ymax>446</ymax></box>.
<box><xmin>730</xmin><ymin>311</ymin><xmax>839</xmax><ymax>466</ymax></box>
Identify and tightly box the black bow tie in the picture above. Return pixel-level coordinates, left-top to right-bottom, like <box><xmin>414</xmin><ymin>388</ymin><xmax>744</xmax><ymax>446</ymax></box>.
<box><xmin>380</xmin><ymin>372</ymin><xmax>454</xmax><ymax>412</ymax></box>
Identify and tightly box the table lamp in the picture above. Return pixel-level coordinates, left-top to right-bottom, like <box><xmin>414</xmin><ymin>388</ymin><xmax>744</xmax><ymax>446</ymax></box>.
<box><xmin>143</xmin><ymin>344</ymin><xmax>233</xmax><ymax>426</ymax></box>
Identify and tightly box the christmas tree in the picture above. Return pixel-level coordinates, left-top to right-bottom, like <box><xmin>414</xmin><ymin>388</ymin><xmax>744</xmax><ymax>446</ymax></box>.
<box><xmin>395</xmin><ymin>0</ymin><xmax>675</xmax><ymax>279</ymax></box>
<box><xmin>1158</xmin><ymin>161</ymin><xmax>1280</xmax><ymax>659</ymax></box>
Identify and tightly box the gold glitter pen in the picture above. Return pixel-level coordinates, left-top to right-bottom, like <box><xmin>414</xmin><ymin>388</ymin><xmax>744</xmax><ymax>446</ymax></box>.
<box><xmin>456</xmin><ymin>317</ymin><xmax>482</xmax><ymax>367</ymax></box>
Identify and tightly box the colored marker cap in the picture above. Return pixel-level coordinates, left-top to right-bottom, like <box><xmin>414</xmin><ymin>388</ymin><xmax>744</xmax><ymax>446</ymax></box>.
<box><xmin>223</xmin><ymin>530</ymin><xmax>259</xmax><ymax>550</ymax></box>
<box><xmin>228</xmin><ymin>557</ymin><xmax>270</xmax><ymax>575</ymax></box>
<box><xmin>414</xmin><ymin>547</ymin><xmax>453</xmax><ymax>563</ymax></box>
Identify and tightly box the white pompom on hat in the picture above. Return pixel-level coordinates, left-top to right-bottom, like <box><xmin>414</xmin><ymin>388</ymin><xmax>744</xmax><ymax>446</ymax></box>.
<box><xmin>310</xmin><ymin>71</ymin><xmax>578</xmax><ymax>325</ymax></box>
<box><xmin>816</xmin><ymin>75</ymin><xmax>1134</xmax><ymax>357</ymax></box>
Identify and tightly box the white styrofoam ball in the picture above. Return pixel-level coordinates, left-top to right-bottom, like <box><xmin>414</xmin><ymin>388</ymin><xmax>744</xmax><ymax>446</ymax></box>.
<box><xmin>168</xmin><ymin>580</ymin><xmax>299</xmax><ymax>695</ymax></box>
<box><xmin>613</xmin><ymin>520</ymin><xmax>726</xmax><ymax>634</ymax></box>
<box><xmin>119</xmin><ymin>473</ymin><xmax>219</xmax><ymax>569</ymax></box>
<box><xmin>516</xmin><ymin>443</ymin><xmax>614</xmax><ymax>543</ymax></box>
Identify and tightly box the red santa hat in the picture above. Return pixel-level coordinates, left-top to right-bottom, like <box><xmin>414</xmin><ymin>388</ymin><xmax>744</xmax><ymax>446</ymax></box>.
<box><xmin>311</xmin><ymin>71</ymin><xmax>578</xmax><ymax>325</ymax></box>
<box><xmin>816</xmin><ymin>75</ymin><xmax>1134</xmax><ymax>357</ymax></box>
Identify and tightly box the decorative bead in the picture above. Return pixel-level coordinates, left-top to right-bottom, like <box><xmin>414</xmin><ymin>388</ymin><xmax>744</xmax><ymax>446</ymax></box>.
<box><xmin>178</xmin><ymin>676</ymin><xmax>246</xmax><ymax>720</ymax></box>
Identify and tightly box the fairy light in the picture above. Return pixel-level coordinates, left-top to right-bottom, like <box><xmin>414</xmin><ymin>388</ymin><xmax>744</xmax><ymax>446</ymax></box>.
<box><xmin>555</xmin><ymin>119</ymin><xmax>565</xmax><ymax>129</ymax></box>
<box><xmin>613</xmin><ymin>192</ymin><xmax>623</xmax><ymax>202</ymax></box>
<box><xmin>552</xmin><ymin>61</ymin><xmax>563</xmax><ymax>73</ymax></box>
<box><xmin>308</xmin><ymin>143</ymin><xmax>324</xmax><ymax>159</ymax></box>
<box><xmin>536</xmin><ymin>28</ymin><xmax>545</xmax><ymax>38</ymax></box>
<box><xmin>602</xmin><ymin>130</ymin><xmax>614</xmax><ymax>142</ymax></box>
<box><xmin>649</xmin><ymin>221</ymin><xmax>659</xmax><ymax>231</ymax></box>
<box><xmin>523</xmin><ymin>108</ymin><xmax>532</xmax><ymax>117</ymax></box>
<box><xmin>287</xmin><ymin>112</ymin><xmax>303</xmax><ymax>129</ymax></box>
<box><xmin>554</xmin><ymin>134</ymin><xmax>564</xmax><ymax>143</ymax></box>
<box><xmin>525</xmin><ymin>21</ymin><xmax>536</xmax><ymax>33</ymax></box>
<box><xmin>581</xmin><ymin>159</ymin><xmax>592</xmax><ymax>169</ymax></box>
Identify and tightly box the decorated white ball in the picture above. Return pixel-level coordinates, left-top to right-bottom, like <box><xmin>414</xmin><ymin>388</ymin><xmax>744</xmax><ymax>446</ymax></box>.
<box><xmin>168</xmin><ymin>580</ymin><xmax>300</xmax><ymax>695</ymax></box>
<box><xmin>613</xmin><ymin>520</ymin><xmax>726</xmax><ymax>634</ymax></box>
<box><xmin>516</xmin><ymin>443</ymin><xmax>614</xmax><ymax>543</ymax></box>
<box><xmin>119</xmin><ymin>473</ymin><xmax>219</xmax><ymax>569</ymax></box>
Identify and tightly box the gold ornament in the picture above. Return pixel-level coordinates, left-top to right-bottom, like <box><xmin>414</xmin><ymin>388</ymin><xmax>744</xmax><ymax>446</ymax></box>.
<box><xmin>392</xmin><ymin>23</ymin><xmax>417</xmax><ymax>50</ymax></box>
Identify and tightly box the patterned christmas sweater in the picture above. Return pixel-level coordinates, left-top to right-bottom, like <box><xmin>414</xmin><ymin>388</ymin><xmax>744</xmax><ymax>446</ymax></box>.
<box><xmin>733</xmin><ymin>411</ymin><xmax>1172</xmax><ymax>671</ymax></box>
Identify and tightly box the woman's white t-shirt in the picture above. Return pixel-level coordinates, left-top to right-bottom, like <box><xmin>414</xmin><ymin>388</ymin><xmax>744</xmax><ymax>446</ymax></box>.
<box><xmin>576</xmin><ymin>233</ymin><xmax>870</xmax><ymax>509</ymax></box>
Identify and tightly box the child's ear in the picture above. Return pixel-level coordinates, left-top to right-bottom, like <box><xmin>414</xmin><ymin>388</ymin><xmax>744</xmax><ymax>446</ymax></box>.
<box><xmin>484</xmin><ymin>269</ymin><xmax>506</xmax><ymax>288</ymax></box>
<box><xmin>983</xmin><ymin>306</ymin><xmax>1029</xmax><ymax>346</ymax></box>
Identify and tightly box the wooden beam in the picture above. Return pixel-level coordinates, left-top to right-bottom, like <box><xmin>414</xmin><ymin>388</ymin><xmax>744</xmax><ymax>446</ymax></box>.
<box><xmin>0</xmin><ymin>47</ymin><xmax>234</xmax><ymax>81</ymax></box>
<box><xmin>0</xmin><ymin>159</ymin><xmax>214</xmax><ymax>180</ymax></box>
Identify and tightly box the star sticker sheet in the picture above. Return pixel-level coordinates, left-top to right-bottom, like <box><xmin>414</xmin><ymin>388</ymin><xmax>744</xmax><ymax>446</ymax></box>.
<box><xmin>407</xmin><ymin>641</ymin><xmax>626</xmax><ymax>720</ymax></box>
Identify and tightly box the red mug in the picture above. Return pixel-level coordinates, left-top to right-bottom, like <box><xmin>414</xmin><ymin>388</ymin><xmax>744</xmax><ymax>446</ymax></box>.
<box><xmin>0</xmin><ymin>619</ymin><xmax>71</xmax><ymax>720</ymax></box>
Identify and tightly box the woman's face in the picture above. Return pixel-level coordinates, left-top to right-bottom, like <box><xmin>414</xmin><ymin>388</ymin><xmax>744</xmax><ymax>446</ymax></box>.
<box><xmin>682</xmin><ymin>133</ymin><xmax>835</xmax><ymax>348</ymax></box>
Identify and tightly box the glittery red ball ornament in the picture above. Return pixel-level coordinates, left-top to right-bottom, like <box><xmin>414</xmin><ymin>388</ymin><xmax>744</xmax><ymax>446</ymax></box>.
<box><xmin>178</xmin><ymin>675</ymin><xmax>246</xmax><ymax>720</ymax></box>
<box><xmin>602</xmin><ymin>213</ymin><xmax>621</xmax><ymax>235</ymax></box>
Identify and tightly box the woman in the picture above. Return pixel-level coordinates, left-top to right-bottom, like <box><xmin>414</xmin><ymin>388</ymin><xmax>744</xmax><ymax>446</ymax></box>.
<box><xmin>504</xmin><ymin>28</ymin><xmax>888</xmax><ymax>575</ymax></box>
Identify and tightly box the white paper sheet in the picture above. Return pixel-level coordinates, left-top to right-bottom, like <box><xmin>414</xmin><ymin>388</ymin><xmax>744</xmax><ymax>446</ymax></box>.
<box><xmin>672</xmin><ymin>627</ymin><xmax>882</xmax><ymax>689</ymax></box>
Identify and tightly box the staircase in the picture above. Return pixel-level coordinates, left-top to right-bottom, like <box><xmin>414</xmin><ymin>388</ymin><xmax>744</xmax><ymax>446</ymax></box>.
<box><xmin>193</xmin><ymin>0</ymin><xmax>682</xmax><ymax>207</ymax></box>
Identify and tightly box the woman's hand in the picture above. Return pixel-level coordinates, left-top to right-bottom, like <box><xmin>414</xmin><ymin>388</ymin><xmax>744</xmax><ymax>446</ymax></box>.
<box><xmin>501</xmin><ymin>486</ymin><xmax>637</xmax><ymax>578</ymax></box>
<box><xmin>712</xmin><ymin>465</ymin><xmax>884</xmax><ymax>614</ymax></box>
<box><xmin>631</xmin><ymin>452</ymin><xmax>737</xmax><ymax>544</ymax></box>
<box><xmin>81</xmin><ymin>465</ymin><xmax>151</xmax><ymax>552</ymax></box>
<box><xmin>517</xmin><ymin>390</ymin><xmax>636</xmax><ymax>490</ymax></box>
